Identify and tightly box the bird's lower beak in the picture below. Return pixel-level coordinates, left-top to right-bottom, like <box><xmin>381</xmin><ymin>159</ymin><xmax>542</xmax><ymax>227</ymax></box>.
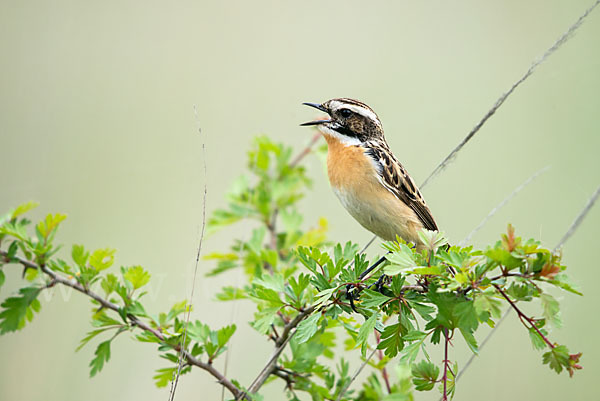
<box><xmin>300</xmin><ymin>102</ymin><xmax>331</xmax><ymax>126</ymax></box>
<box><xmin>300</xmin><ymin>119</ymin><xmax>331</xmax><ymax>126</ymax></box>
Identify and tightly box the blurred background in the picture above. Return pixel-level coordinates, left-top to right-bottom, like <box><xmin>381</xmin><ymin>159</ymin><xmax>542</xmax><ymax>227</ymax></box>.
<box><xmin>1</xmin><ymin>1</ymin><xmax>599</xmax><ymax>400</ymax></box>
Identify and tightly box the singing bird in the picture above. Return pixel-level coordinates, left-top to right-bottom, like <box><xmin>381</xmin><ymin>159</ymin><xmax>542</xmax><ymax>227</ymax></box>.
<box><xmin>301</xmin><ymin>98</ymin><xmax>439</xmax><ymax>249</ymax></box>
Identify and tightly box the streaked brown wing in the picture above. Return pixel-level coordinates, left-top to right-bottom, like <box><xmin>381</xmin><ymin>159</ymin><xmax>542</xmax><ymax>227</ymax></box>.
<box><xmin>366</xmin><ymin>142</ymin><xmax>439</xmax><ymax>231</ymax></box>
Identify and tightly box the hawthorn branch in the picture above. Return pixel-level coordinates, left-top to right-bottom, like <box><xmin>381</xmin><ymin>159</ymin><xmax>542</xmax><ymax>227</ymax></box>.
<box><xmin>0</xmin><ymin>250</ymin><xmax>248</xmax><ymax>401</ymax></box>
<box><xmin>243</xmin><ymin>305</ymin><xmax>316</xmax><ymax>397</ymax></box>
<box><xmin>335</xmin><ymin>348</ymin><xmax>379</xmax><ymax>401</ymax></box>
<box><xmin>493</xmin><ymin>284</ymin><xmax>554</xmax><ymax>349</ymax></box>
<box><xmin>442</xmin><ymin>328</ymin><xmax>450</xmax><ymax>401</ymax></box>
<box><xmin>375</xmin><ymin>331</ymin><xmax>392</xmax><ymax>394</ymax></box>
<box><xmin>454</xmin><ymin>183</ymin><xmax>600</xmax><ymax>392</ymax></box>
<box><xmin>236</xmin><ymin>136</ymin><xmax>324</xmax><ymax>397</ymax></box>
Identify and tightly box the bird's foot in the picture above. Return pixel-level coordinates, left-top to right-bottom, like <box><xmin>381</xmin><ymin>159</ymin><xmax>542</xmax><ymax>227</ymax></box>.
<box><xmin>346</xmin><ymin>283</ymin><xmax>360</xmax><ymax>312</ymax></box>
<box><xmin>368</xmin><ymin>274</ymin><xmax>390</xmax><ymax>293</ymax></box>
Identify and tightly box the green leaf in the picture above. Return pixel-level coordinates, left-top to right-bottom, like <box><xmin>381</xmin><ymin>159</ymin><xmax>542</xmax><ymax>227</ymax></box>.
<box><xmin>360</xmin><ymin>289</ymin><xmax>393</xmax><ymax>308</ymax></box>
<box><xmin>473</xmin><ymin>290</ymin><xmax>503</xmax><ymax>320</ymax></box>
<box><xmin>287</xmin><ymin>273</ymin><xmax>310</xmax><ymax>301</ymax></box>
<box><xmin>249</xmin><ymin>286</ymin><xmax>284</xmax><ymax>307</ymax></box>
<box><xmin>71</xmin><ymin>244</ymin><xmax>89</xmax><ymax>268</ymax></box>
<box><xmin>0</xmin><ymin>287</ymin><xmax>41</xmax><ymax>333</ymax></box>
<box><xmin>123</xmin><ymin>265</ymin><xmax>151</xmax><ymax>290</ymax></box>
<box><xmin>36</xmin><ymin>213</ymin><xmax>67</xmax><ymax>239</ymax></box>
<box><xmin>542</xmin><ymin>345</ymin><xmax>570</xmax><ymax>374</ymax></box>
<box><xmin>384</xmin><ymin>245</ymin><xmax>417</xmax><ymax>275</ymax></box>
<box><xmin>399</xmin><ymin>341</ymin><xmax>422</xmax><ymax>364</ymax></box>
<box><xmin>528</xmin><ymin>326</ymin><xmax>548</xmax><ymax>350</ymax></box>
<box><xmin>0</xmin><ymin>221</ymin><xmax>29</xmax><ymax>241</ymax></box>
<box><xmin>153</xmin><ymin>366</ymin><xmax>176</xmax><ymax>388</ymax></box>
<box><xmin>254</xmin><ymin>273</ymin><xmax>285</xmax><ymax>293</ymax></box>
<box><xmin>411</xmin><ymin>360</ymin><xmax>440</xmax><ymax>391</ymax></box>
<box><xmin>0</xmin><ymin>270</ymin><xmax>5</xmax><ymax>290</ymax></box>
<box><xmin>204</xmin><ymin>252</ymin><xmax>239</xmax><ymax>277</ymax></box>
<box><xmin>417</xmin><ymin>229</ymin><xmax>448</xmax><ymax>252</ymax></box>
<box><xmin>377</xmin><ymin>323</ymin><xmax>403</xmax><ymax>358</ymax></box>
<box><xmin>167</xmin><ymin>300</ymin><xmax>189</xmax><ymax>322</ymax></box>
<box><xmin>546</xmin><ymin>274</ymin><xmax>582</xmax><ymax>295</ymax></box>
<box><xmin>314</xmin><ymin>287</ymin><xmax>336</xmax><ymax>306</ymax></box>
<box><xmin>455</xmin><ymin>301</ymin><xmax>479</xmax><ymax>332</ymax></box>
<box><xmin>152</xmin><ymin>364</ymin><xmax>191</xmax><ymax>388</ymax></box>
<box><xmin>91</xmin><ymin>311</ymin><xmax>124</xmax><ymax>328</ymax></box>
<box><xmin>126</xmin><ymin>301</ymin><xmax>148</xmax><ymax>317</ymax></box>
<box><xmin>404</xmin><ymin>266</ymin><xmax>445</xmax><ymax>276</ymax></box>
<box><xmin>77</xmin><ymin>328</ymin><xmax>113</xmax><ymax>352</ymax></box>
<box><xmin>215</xmin><ymin>286</ymin><xmax>247</xmax><ymax>301</ymax></box>
<box><xmin>217</xmin><ymin>324</ymin><xmax>236</xmax><ymax>347</ymax></box>
<box><xmin>540</xmin><ymin>294</ymin><xmax>562</xmax><ymax>328</ymax></box>
<box><xmin>356</xmin><ymin>313</ymin><xmax>378</xmax><ymax>351</ymax></box>
<box><xmin>295</xmin><ymin>313</ymin><xmax>321</xmax><ymax>344</ymax></box>
<box><xmin>89</xmin><ymin>248</ymin><xmax>116</xmax><ymax>271</ymax></box>
<box><xmin>24</xmin><ymin>267</ymin><xmax>38</xmax><ymax>282</ymax></box>
<box><xmin>485</xmin><ymin>248</ymin><xmax>522</xmax><ymax>270</ymax></box>
<box><xmin>11</xmin><ymin>201</ymin><xmax>39</xmax><ymax>219</ymax></box>
<box><xmin>460</xmin><ymin>328</ymin><xmax>478</xmax><ymax>354</ymax></box>
<box><xmin>251</xmin><ymin>306</ymin><xmax>279</xmax><ymax>334</ymax></box>
<box><xmin>101</xmin><ymin>274</ymin><xmax>119</xmax><ymax>296</ymax></box>
<box><xmin>281</xmin><ymin>209</ymin><xmax>303</xmax><ymax>232</ymax></box>
<box><xmin>407</xmin><ymin>301</ymin><xmax>435</xmax><ymax>321</ymax></box>
<box><xmin>403</xmin><ymin>330</ymin><xmax>427</xmax><ymax>341</ymax></box>
<box><xmin>89</xmin><ymin>340</ymin><xmax>111</xmax><ymax>377</ymax></box>
<box><xmin>186</xmin><ymin>321</ymin><xmax>211</xmax><ymax>342</ymax></box>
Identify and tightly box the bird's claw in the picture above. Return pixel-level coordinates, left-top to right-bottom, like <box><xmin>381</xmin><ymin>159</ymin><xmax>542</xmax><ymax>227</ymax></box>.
<box><xmin>367</xmin><ymin>274</ymin><xmax>390</xmax><ymax>294</ymax></box>
<box><xmin>346</xmin><ymin>284</ymin><xmax>359</xmax><ymax>312</ymax></box>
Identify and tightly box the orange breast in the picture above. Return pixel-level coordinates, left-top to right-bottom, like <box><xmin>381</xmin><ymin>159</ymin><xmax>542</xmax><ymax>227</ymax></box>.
<box><xmin>324</xmin><ymin>134</ymin><xmax>374</xmax><ymax>191</ymax></box>
<box><xmin>323</xmin><ymin>133</ymin><xmax>424</xmax><ymax>243</ymax></box>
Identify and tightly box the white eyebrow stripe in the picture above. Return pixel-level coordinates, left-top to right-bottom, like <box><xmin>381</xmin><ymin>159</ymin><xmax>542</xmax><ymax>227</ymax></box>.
<box><xmin>329</xmin><ymin>100</ymin><xmax>381</xmax><ymax>126</ymax></box>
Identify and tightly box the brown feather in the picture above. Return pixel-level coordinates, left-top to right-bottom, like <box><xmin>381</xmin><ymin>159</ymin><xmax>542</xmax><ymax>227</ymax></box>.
<box><xmin>365</xmin><ymin>140</ymin><xmax>439</xmax><ymax>232</ymax></box>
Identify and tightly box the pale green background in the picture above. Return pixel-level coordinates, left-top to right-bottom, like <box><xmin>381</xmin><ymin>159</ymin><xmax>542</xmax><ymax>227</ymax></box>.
<box><xmin>1</xmin><ymin>1</ymin><xmax>599</xmax><ymax>400</ymax></box>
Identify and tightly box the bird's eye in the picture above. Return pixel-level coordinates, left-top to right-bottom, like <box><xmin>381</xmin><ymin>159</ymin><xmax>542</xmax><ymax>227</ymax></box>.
<box><xmin>339</xmin><ymin>109</ymin><xmax>352</xmax><ymax>118</ymax></box>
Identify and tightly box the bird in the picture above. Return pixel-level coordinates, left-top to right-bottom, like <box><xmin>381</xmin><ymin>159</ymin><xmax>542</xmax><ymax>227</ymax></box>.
<box><xmin>301</xmin><ymin>98</ymin><xmax>439</xmax><ymax>277</ymax></box>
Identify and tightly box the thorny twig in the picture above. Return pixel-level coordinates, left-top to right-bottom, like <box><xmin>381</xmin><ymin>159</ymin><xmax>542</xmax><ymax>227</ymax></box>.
<box><xmin>442</xmin><ymin>328</ymin><xmax>450</xmax><ymax>401</ymax></box>
<box><xmin>241</xmin><ymin>306</ymin><xmax>316</xmax><ymax>398</ymax></box>
<box><xmin>452</xmin><ymin>184</ymin><xmax>600</xmax><ymax>395</ymax></box>
<box><xmin>335</xmin><ymin>348</ymin><xmax>379</xmax><ymax>401</ymax></box>
<box><xmin>0</xmin><ymin>251</ymin><xmax>249</xmax><ymax>400</ymax></box>
<box><xmin>493</xmin><ymin>284</ymin><xmax>554</xmax><ymax>348</ymax></box>
<box><xmin>375</xmin><ymin>330</ymin><xmax>392</xmax><ymax>394</ymax></box>
<box><xmin>236</xmin><ymin>133</ymin><xmax>325</xmax><ymax>397</ymax></box>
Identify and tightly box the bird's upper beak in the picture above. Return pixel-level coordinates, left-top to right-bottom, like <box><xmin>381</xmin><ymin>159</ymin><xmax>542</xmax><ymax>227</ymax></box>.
<box><xmin>300</xmin><ymin>102</ymin><xmax>332</xmax><ymax>126</ymax></box>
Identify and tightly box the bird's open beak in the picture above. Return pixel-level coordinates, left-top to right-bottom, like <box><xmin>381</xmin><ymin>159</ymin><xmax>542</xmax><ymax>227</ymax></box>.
<box><xmin>300</xmin><ymin>102</ymin><xmax>331</xmax><ymax>126</ymax></box>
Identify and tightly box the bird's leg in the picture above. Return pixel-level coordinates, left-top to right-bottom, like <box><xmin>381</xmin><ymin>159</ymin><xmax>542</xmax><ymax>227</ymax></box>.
<box><xmin>368</xmin><ymin>273</ymin><xmax>390</xmax><ymax>293</ymax></box>
<box><xmin>346</xmin><ymin>284</ymin><xmax>359</xmax><ymax>312</ymax></box>
<box><xmin>358</xmin><ymin>252</ymin><xmax>390</xmax><ymax>280</ymax></box>
<box><xmin>346</xmin><ymin>252</ymin><xmax>392</xmax><ymax>312</ymax></box>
